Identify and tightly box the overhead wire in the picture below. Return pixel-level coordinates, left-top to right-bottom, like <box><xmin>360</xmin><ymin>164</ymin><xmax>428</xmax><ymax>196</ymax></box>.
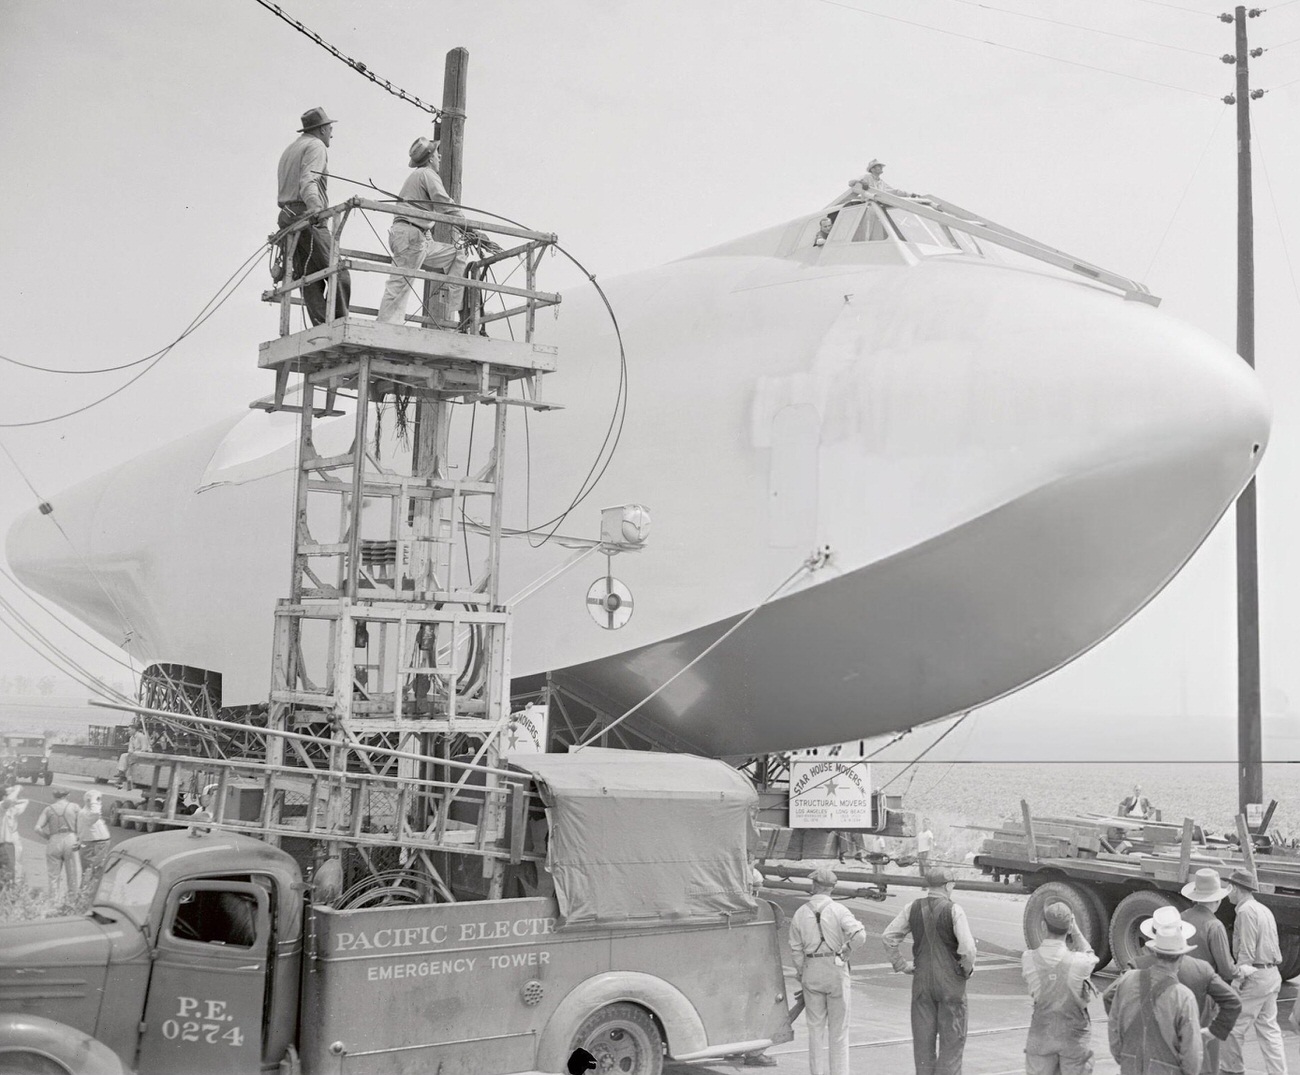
<box><xmin>573</xmin><ymin>553</ymin><xmax>824</xmax><ymax>750</ymax></box>
<box><xmin>943</xmin><ymin>0</ymin><xmax>1219</xmax><ymax>56</ymax></box>
<box><xmin>0</xmin><ymin>566</ymin><xmax>135</xmax><ymax>674</ymax></box>
<box><xmin>1143</xmin><ymin>103</ymin><xmax>1229</xmax><ymax>278</ymax></box>
<box><xmin>810</xmin><ymin>0</ymin><xmax>1222</xmax><ymax>98</ymax></box>
<box><xmin>327</xmin><ymin>173</ymin><xmax>631</xmax><ymax>545</ymax></box>
<box><xmin>0</xmin><ymin>240</ymin><xmax>269</xmax><ymax>425</ymax></box>
<box><xmin>250</xmin><ymin>0</ymin><xmax>444</xmax><ymax>119</ymax></box>
<box><xmin>1127</xmin><ymin>0</ymin><xmax>1218</xmax><ymax>15</ymax></box>
<box><xmin>879</xmin><ymin>713</ymin><xmax>972</xmax><ymax>791</ymax></box>
<box><xmin>1253</xmin><ymin>125</ymin><xmax>1300</xmax><ymax>315</ymax></box>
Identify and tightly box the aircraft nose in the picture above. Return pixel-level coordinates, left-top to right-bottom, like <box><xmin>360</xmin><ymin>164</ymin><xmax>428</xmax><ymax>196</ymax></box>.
<box><xmin>816</xmin><ymin>261</ymin><xmax>1270</xmax><ymax>566</ymax></box>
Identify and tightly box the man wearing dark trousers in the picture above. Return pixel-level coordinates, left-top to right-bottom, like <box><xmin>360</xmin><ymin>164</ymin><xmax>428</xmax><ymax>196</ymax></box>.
<box><xmin>884</xmin><ymin>868</ymin><xmax>977</xmax><ymax>1075</ymax></box>
<box><xmin>276</xmin><ymin>106</ymin><xmax>351</xmax><ymax>325</ymax></box>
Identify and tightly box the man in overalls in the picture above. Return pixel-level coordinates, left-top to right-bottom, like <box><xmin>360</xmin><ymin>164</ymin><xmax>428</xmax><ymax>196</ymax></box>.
<box><xmin>788</xmin><ymin>866</ymin><xmax>867</xmax><ymax>1075</ymax></box>
<box><xmin>34</xmin><ymin>789</ymin><xmax>81</xmax><ymax>899</ymax></box>
<box><xmin>1022</xmin><ymin>901</ymin><xmax>1098</xmax><ymax>1074</ymax></box>
<box><xmin>884</xmin><ymin>868</ymin><xmax>977</xmax><ymax>1075</ymax></box>
<box><xmin>1106</xmin><ymin>914</ymin><xmax>1205</xmax><ymax>1074</ymax></box>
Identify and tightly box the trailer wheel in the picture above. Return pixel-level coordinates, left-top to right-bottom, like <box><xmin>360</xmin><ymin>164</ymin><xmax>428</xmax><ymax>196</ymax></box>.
<box><xmin>1109</xmin><ymin>889</ymin><xmax>1183</xmax><ymax>970</ymax></box>
<box><xmin>1279</xmin><ymin>931</ymin><xmax>1300</xmax><ymax>981</ymax></box>
<box><xmin>1023</xmin><ymin>881</ymin><xmax>1111</xmax><ymax>967</ymax></box>
<box><xmin>570</xmin><ymin>1003</ymin><xmax>664</xmax><ymax>1075</ymax></box>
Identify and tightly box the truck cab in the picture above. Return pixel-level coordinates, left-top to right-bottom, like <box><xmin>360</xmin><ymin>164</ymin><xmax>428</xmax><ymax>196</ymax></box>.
<box><xmin>0</xmin><ymin>750</ymin><xmax>794</xmax><ymax>1075</ymax></box>
<box><xmin>3</xmin><ymin>734</ymin><xmax>51</xmax><ymax>785</ymax></box>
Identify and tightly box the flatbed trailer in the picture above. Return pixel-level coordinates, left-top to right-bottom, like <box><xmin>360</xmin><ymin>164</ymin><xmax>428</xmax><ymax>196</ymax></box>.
<box><xmin>973</xmin><ymin>805</ymin><xmax>1300</xmax><ymax>976</ymax></box>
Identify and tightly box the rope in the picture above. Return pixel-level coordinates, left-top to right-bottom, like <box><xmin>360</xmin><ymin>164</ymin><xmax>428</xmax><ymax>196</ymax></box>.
<box><xmin>574</xmin><ymin>551</ymin><xmax>828</xmax><ymax>749</ymax></box>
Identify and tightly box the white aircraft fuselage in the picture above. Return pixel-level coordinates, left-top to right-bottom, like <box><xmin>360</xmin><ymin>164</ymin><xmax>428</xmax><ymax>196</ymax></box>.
<box><xmin>7</xmin><ymin>197</ymin><xmax>1270</xmax><ymax>757</ymax></box>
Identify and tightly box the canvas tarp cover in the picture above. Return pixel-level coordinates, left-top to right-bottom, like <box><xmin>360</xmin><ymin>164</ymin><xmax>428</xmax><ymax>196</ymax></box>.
<box><xmin>509</xmin><ymin>748</ymin><xmax>759</xmax><ymax>930</ymax></box>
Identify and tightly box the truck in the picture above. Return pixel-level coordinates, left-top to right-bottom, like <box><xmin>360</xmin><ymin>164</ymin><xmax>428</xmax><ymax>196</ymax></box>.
<box><xmin>0</xmin><ymin>748</ymin><xmax>794</xmax><ymax>1075</ymax></box>
<box><xmin>1</xmin><ymin>734</ymin><xmax>52</xmax><ymax>786</ymax></box>
<box><xmin>972</xmin><ymin>805</ymin><xmax>1300</xmax><ymax>977</ymax></box>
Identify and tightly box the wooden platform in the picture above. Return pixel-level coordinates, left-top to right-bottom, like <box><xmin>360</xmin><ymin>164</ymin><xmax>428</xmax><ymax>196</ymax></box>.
<box><xmin>258</xmin><ymin>317</ymin><xmax>557</xmax><ymax>379</ymax></box>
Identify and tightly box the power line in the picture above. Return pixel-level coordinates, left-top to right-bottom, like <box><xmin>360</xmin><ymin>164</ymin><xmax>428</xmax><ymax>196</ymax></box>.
<box><xmin>944</xmin><ymin>0</ymin><xmax>1219</xmax><ymax>56</ymax></box>
<box><xmin>250</xmin><ymin>0</ymin><xmax>444</xmax><ymax>119</ymax></box>
<box><xmin>1128</xmin><ymin>0</ymin><xmax>1218</xmax><ymax>15</ymax></box>
<box><xmin>1254</xmin><ymin>125</ymin><xmax>1300</xmax><ymax>315</ymax></box>
<box><xmin>811</xmin><ymin>0</ymin><xmax>1222</xmax><ymax>98</ymax></box>
<box><xmin>0</xmin><ymin>241</ymin><xmax>266</xmax><ymax>425</ymax></box>
<box><xmin>1143</xmin><ymin>103</ymin><xmax>1229</xmax><ymax>278</ymax></box>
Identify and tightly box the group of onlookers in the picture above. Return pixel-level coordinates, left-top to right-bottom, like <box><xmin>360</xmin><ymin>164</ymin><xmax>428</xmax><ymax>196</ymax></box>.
<box><xmin>792</xmin><ymin>862</ymin><xmax>1288</xmax><ymax>1075</ymax></box>
<box><xmin>0</xmin><ymin>784</ymin><xmax>111</xmax><ymax>899</ymax></box>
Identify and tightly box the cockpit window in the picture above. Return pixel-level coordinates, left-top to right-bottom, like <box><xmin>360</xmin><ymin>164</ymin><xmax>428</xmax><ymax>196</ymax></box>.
<box><xmin>850</xmin><ymin>205</ymin><xmax>890</xmax><ymax>243</ymax></box>
<box><xmin>94</xmin><ymin>856</ymin><xmax>160</xmax><ymax>926</ymax></box>
<box><xmin>882</xmin><ymin>209</ymin><xmax>960</xmax><ymax>250</ymax></box>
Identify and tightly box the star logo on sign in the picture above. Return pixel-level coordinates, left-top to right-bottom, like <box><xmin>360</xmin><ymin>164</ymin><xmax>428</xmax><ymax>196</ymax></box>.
<box><xmin>825</xmin><ymin>775</ymin><xmax>840</xmax><ymax>797</ymax></box>
<box><xmin>507</xmin><ymin>725</ymin><xmax>521</xmax><ymax>750</ymax></box>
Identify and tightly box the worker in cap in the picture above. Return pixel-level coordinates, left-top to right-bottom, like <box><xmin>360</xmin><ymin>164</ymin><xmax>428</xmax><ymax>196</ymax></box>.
<box><xmin>1220</xmin><ymin>869</ymin><xmax>1285</xmax><ymax>1075</ymax></box>
<box><xmin>376</xmin><ymin>136</ymin><xmax>468</xmax><ymax>330</ymax></box>
<box><xmin>1104</xmin><ymin>910</ymin><xmax>1205</xmax><ymax>1074</ymax></box>
<box><xmin>883</xmin><ymin>867</ymin><xmax>977</xmax><ymax>1075</ymax></box>
<box><xmin>34</xmin><ymin>788</ymin><xmax>82</xmax><ymax>899</ymax></box>
<box><xmin>787</xmin><ymin>865</ymin><xmax>867</xmax><ymax>1075</ymax></box>
<box><xmin>275</xmin><ymin>107</ymin><xmax>351</xmax><ymax>324</ymax></box>
<box><xmin>1021</xmin><ymin>900</ymin><xmax>1098</xmax><ymax>1074</ymax></box>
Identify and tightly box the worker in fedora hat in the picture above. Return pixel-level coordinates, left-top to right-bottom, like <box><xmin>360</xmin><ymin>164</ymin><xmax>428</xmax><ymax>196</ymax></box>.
<box><xmin>1220</xmin><ymin>869</ymin><xmax>1286</xmax><ymax>1075</ymax></box>
<box><xmin>376</xmin><ymin>136</ymin><xmax>467</xmax><ymax>330</ymax></box>
<box><xmin>1181</xmin><ymin>869</ymin><xmax>1235</xmax><ymax>982</ymax></box>
<box><xmin>275</xmin><ymin>106</ymin><xmax>351</xmax><ymax>325</ymax></box>
<box><xmin>1105</xmin><ymin>912</ymin><xmax>1205</xmax><ymax>1074</ymax></box>
<box><xmin>1117</xmin><ymin>906</ymin><xmax>1242</xmax><ymax>1074</ymax></box>
<box><xmin>788</xmin><ymin>866</ymin><xmax>867</xmax><ymax>1075</ymax></box>
<box><xmin>884</xmin><ymin>867</ymin><xmax>977</xmax><ymax>1075</ymax></box>
<box><xmin>848</xmin><ymin>157</ymin><xmax>921</xmax><ymax>202</ymax></box>
<box><xmin>1021</xmin><ymin>900</ymin><xmax>1098</xmax><ymax>1075</ymax></box>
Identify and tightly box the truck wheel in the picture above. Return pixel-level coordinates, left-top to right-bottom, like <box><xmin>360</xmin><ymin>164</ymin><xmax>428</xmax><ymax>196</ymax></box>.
<box><xmin>1109</xmin><ymin>889</ymin><xmax>1182</xmax><ymax>970</ymax></box>
<box><xmin>43</xmin><ymin>771</ymin><xmax>53</xmax><ymax>786</ymax></box>
<box><xmin>1023</xmin><ymin>880</ymin><xmax>1111</xmax><ymax>968</ymax></box>
<box><xmin>1279</xmin><ymin>931</ymin><xmax>1300</xmax><ymax>981</ymax></box>
<box><xmin>570</xmin><ymin>1003</ymin><xmax>664</xmax><ymax>1075</ymax></box>
<box><xmin>0</xmin><ymin>1052</ymin><xmax>71</xmax><ymax>1074</ymax></box>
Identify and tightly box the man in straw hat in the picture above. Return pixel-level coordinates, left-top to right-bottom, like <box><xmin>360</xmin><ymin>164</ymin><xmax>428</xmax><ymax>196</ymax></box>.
<box><xmin>276</xmin><ymin>106</ymin><xmax>351</xmax><ymax>325</ymax></box>
<box><xmin>1181</xmin><ymin>869</ymin><xmax>1240</xmax><ymax>1073</ymax></box>
<box><xmin>1220</xmin><ymin>868</ymin><xmax>1287</xmax><ymax>1075</ymax></box>
<box><xmin>376</xmin><ymin>136</ymin><xmax>467</xmax><ymax>330</ymax></box>
<box><xmin>1106</xmin><ymin>910</ymin><xmax>1204</xmax><ymax>1074</ymax></box>
<box><xmin>1021</xmin><ymin>900</ymin><xmax>1098</xmax><ymax>1074</ymax></box>
<box><xmin>788</xmin><ymin>866</ymin><xmax>867</xmax><ymax>1075</ymax></box>
<box><xmin>1112</xmin><ymin>905</ymin><xmax>1241</xmax><ymax>1075</ymax></box>
<box><xmin>884</xmin><ymin>867</ymin><xmax>977</xmax><ymax>1075</ymax></box>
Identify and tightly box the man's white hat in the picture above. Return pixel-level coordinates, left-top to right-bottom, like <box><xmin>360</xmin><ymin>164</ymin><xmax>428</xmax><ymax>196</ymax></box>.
<box><xmin>1140</xmin><ymin>905</ymin><xmax>1195</xmax><ymax>954</ymax></box>
<box><xmin>867</xmin><ymin>159</ymin><xmax>885</xmax><ymax>170</ymax></box>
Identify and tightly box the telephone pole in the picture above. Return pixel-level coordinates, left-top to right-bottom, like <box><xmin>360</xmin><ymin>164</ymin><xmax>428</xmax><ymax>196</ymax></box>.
<box><xmin>1222</xmin><ymin>6</ymin><xmax>1264</xmax><ymax>817</ymax></box>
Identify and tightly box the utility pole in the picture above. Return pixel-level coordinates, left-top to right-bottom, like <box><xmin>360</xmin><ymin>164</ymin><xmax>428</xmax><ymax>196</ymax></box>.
<box><xmin>1222</xmin><ymin>6</ymin><xmax>1264</xmax><ymax>817</ymax></box>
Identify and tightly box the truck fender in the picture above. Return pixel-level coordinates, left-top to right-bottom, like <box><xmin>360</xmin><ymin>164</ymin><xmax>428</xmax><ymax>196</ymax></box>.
<box><xmin>534</xmin><ymin>971</ymin><xmax>706</xmax><ymax>1072</ymax></box>
<box><xmin>0</xmin><ymin>1012</ymin><xmax>131</xmax><ymax>1075</ymax></box>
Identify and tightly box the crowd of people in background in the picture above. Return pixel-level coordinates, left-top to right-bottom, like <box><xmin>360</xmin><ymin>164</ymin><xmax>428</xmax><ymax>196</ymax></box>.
<box><xmin>0</xmin><ymin>783</ymin><xmax>112</xmax><ymax>900</ymax></box>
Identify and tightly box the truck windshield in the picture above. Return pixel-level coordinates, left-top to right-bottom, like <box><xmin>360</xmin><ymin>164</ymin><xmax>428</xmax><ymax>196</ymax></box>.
<box><xmin>94</xmin><ymin>856</ymin><xmax>160</xmax><ymax>927</ymax></box>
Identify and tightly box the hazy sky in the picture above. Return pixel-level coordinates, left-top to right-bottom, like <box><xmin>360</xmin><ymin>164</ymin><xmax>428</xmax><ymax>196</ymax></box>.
<box><xmin>2</xmin><ymin>0</ymin><xmax>1299</xmax><ymax>761</ymax></box>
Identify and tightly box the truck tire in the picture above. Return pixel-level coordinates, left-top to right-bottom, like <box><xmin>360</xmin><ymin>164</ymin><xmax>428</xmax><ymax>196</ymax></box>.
<box><xmin>1023</xmin><ymin>881</ymin><xmax>1110</xmax><ymax>968</ymax></box>
<box><xmin>1109</xmin><ymin>889</ymin><xmax>1182</xmax><ymax>970</ymax></box>
<box><xmin>0</xmin><ymin>1052</ymin><xmax>71</xmax><ymax>1074</ymax></box>
<box><xmin>1280</xmin><ymin>931</ymin><xmax>1300</xmax><ymax>981</ymax></box>
<box><xmin>42</xmin><ymin>771</ymin><xmax>53</xmax><ymax>786</ymax></box>
<box><xmin>570</xmin><ymin>1003</ymin><xmax>664</xmax><ymax>1075</ymax></box>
